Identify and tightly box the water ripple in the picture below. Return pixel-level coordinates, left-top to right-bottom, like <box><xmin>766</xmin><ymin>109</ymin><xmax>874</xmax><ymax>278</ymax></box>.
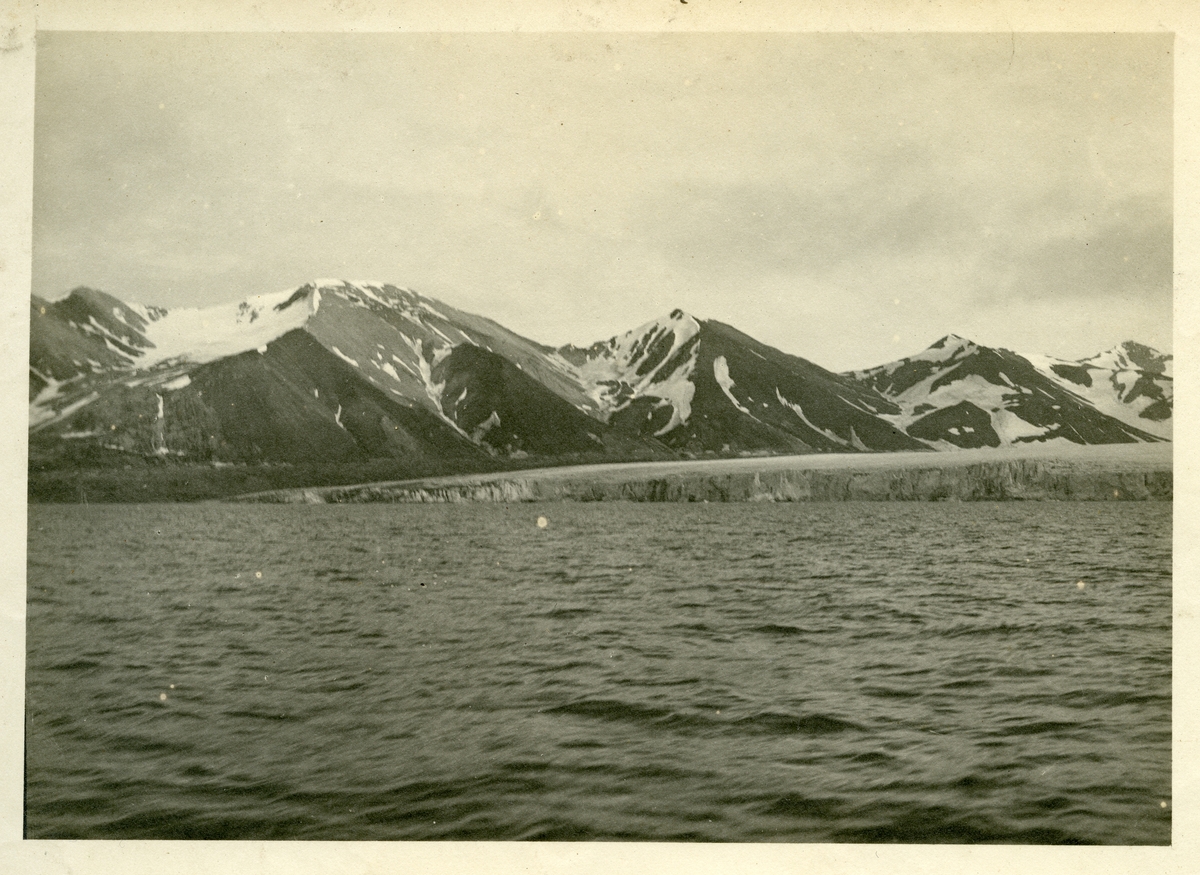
<box><xmin>25</xmin><ymin>501</ymin><xmax>1171</xmax><ymax>843</ymax></box>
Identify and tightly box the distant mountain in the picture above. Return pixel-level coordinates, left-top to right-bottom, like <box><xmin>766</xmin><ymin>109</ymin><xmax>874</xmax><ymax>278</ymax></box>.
<box><xmin>847</xmin><ymin>335</ymin><xmax>1168</xmax><ymax>448</ymax></box>
<box><xmin>29</xmin><ymin>281</ymin><xmax>665</xmax><ymax>470</ymax></box>
<box><xmin>28</xmin><ymin>280</ymin><xmax>1170</xmax><ymax>484</ymax></box>
<box><xmin>1023</xmin><ymin>341</ymin><xmax>1172</xmax><ymax>440</ymax></box>
<box><xmin>559</xmin><ymin>312</ymin><xmax>926</xmax><ymax>455</ymax></box>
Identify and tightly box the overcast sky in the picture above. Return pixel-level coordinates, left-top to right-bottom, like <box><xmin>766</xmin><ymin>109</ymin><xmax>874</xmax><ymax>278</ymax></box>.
<box><xmin>33</xmin><ymin>32</ymin><xmax>1171</xmax><ymax>371</ymax></box>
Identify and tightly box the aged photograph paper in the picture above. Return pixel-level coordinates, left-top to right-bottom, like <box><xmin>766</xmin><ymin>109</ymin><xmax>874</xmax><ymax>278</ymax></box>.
<box><xmin>4</xmin><ymin>1</ymin><xmax>1198</xmax><ymax>873</ymax></box>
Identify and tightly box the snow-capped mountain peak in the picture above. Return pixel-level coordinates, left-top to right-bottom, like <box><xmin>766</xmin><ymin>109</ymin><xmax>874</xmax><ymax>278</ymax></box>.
<box><xmin>135</xmin><ymin>285</ymin><xmax>321</xmax><ymax>369</ymax></box>
<box><xmin>302</xmin><ymin>279</ymin><xmax>454</xmax><ymax>323</ymax></box>
<box><xmin>849</xmin><ymin>335</ymin><xmax>1169</xmax><ymax>448</ymax></box>
<box><xmin>1025</xmin><ymin>341</ymin><xmax>1172</xmax><ymax>438</ymax></box>
<box><xmin>558</xmin><ymin>309</ymin><xmax>702</xmax><ymax>430</ymax></box>
<box><xmin>931</xmin><ymin>332</ymin><xmax>971</xmax><ymax>348</ymax></box>
<box><xmin>29</xmin><ymin>280</ymin><xmax>1171</xmax><ymax>483</ymax></box>
<box><xmin>1081</xmin><ymin>340</ymin><xmax>1172</xmax><ymax>378</ymax></box>
<box><xmin>30</xmin><ymin>283</ymin><xmax>322</xmax><ymax>379</ymax></box>
<box><xmin>917</xmin><ymin>333</ymin><xmax>978</xmax><ymax>361</ymax></box>
<box><xmin>594</xmin><ymin>309</ymin><xmax>701</xmax><ymax>377</ymax></box>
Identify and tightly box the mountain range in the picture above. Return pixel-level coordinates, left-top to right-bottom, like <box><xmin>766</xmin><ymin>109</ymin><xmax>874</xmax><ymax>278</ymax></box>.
<box><xmin>29</xmin><ymin>280</ymin><xmax>1172</xmax><ymax>486</ymax></box>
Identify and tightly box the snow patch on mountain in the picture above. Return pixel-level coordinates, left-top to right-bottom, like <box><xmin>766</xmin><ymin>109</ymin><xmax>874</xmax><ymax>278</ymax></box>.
<box><xmin>881</xmin><ymin>372</ymin><xmax>1052</xmax><ymax>442</ymax></box>
<box><xmin>387</xmin><ymin>333</ymin><xmax>473</xmax><ymax>437</ymax></box>
<box><xmin>471</xmin><ymin>410</ymin><xmax>501</xmax><ymax>443</ymax></box>
<box><xmin>1025</xmin><ymin>345</ymin><xmax>1172</xmax><ymax>439</ymax></box>
<box><xmin>646</xmin><ymin>356</ymin><xmax>697</xmax><ymax>436</ymax></box>
<box><xmin>318</xmin><ymin>280</ymin><xmax>471</xmax><ymax>343</ymax></box>
<box><xmin>713</xmin><ymin>356</ymin><xmax>750</xmax><ymax>414</ymax></box>
<box><xmin>390</xmin><ymin>353</ymin><xmax>417</xmax><ymax>377</ymax></box>
<box><xmin>870</xmin><ymin>334</ymin><xmax>974</xmax><ymax>378</ymax></box>
<box><xmin>151</xmin><ymin>393</ymin><xmax>169</xmax><ymax>455</ymax></box>
<box><xmin>133</xmin><ymin>286</ymin><xmax>318</xmax><ymax>368</ymax></box>
<box><xmin>775</xmin><ymin>387</ymin><xmax>850</xmax><ymax>447</ymax></box>
<box><xmin>416</xmin><ymin>350</ymin><xmax>445</xmax><ymax>413</ymax></box>
<box><xmin>991</xmin><ymin>408</ymin><xmax>1052</xmax><ymax>443</ymax></box>
<box><xmin>570</xmin><ymin>310</ymin><xmax>701</xmax><ymax>433</ymax></box>
<box><xmin>1082</xmin><ymin>341</ymin><xmax>1172</xmax><ymax>377</ymax></box>
<box><xmin>927</xmin><ymin>334</ymin><xmax>974</xmax><ymax>359</ymax></box>
<box><xmin>78</xmin><ymin>315</ymin><xmax>135</xmax><ymax>354</ymax></box>
<box><xmin>31</xmin><ymin>390</ymin><xmax>99</xmax><ymax>430</ymax></box>
<box><xmin>330</xmin><ymin>346</ymin><xmax>359</xmax><ymax>368</ymax></box>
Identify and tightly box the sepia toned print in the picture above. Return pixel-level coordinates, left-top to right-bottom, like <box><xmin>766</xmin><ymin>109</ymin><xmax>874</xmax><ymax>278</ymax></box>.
<box><xmin>26</xmin><ymin>31</ymin><xmax>1171</xmax><ymax>843</ymax></box>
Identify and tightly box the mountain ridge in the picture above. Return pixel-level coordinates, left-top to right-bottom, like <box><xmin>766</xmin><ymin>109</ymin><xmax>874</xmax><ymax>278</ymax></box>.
<box><xmin>29</xmin><ymin>279</ymin><xmax>1171</xmax><ymax>498</ymax></box>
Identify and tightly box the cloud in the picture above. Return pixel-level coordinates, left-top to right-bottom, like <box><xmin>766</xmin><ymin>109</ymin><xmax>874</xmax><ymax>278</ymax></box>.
<box><xmin>974</xmin><ymin>193</ymin><xmax>1172</xmax><ymax>306</ymax></box>
<box><xmin>32</xmin><ymin>31</ymin><xmax>1173</xmax><ymax>368</ymax></box>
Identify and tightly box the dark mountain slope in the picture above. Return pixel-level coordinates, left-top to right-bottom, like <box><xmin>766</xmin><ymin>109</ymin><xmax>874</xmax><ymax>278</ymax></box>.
<box><xmin>686</xmin><ymin>320</ymin><xmax>928</xmax><ymax>453</ymax></box>
<box><xmin>433</xmin><ymin>343</ymin><xmax>646</xmax><ymax>457</ymax></box>
<box><xmin>28</xmin><ymin>279</ymin><xmax>1172</xmax><ymax>502</ymax></box>
<box><xmin>44</xmin><ymin>287</ymin><xmax>161</xmax><ymax>355</ymax></box>
<box><xmin>183</xmin><ymin>330</ymin><xmax>489</xmax><ymax>465</ymax></box>
<box><xmin>30</xmin><ymin>296</ymin><xmax>129</xmax><ymax>395</ymax></box>
<box><xmin>850</xmin><ymin>335</ymin><xmax>1165</xmax><ymax>448</ymax></box>
<box><xmin>29</xmin><ymin>329</ymin><xmax>488</xmax><ymax>469</ymax></box>
<box><xmin>295</xmin><ymin>281</ymin><xmax>596</xmax><ymax>416</ymax></box>
<box><xmin>1027</xmin><ymin>341</ymin><xmax>1172</xmax><ymax>436</ymax></box>
<box><xmin>572</xmin><ymin>314</ymin><xmax>929</xmax><ymax>455</ymax></box>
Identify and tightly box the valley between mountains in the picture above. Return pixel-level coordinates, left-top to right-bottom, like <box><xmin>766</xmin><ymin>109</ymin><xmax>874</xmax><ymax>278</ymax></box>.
<box><xmin>28</xmin><ymin>281</ymin><xmax>1172</xmax><ymax>501</ymax></box>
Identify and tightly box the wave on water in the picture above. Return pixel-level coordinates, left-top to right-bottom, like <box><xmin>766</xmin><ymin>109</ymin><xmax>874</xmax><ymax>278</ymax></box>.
<box><xmin>25</xmin><ymin>501</ymin><xmax>1172</xmax><ymax>843</ymax></box>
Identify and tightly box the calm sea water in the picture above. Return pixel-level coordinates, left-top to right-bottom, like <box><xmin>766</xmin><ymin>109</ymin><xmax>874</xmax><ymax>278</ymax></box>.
<box><xmin>26</xmin><ymin>502</ymin><xmax>1171</xmax><ymax>843</ymax></box>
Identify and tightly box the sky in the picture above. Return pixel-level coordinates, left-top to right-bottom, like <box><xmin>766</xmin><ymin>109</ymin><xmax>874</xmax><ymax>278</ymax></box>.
<box><xmin>33</xmin><ymin>32</ymin><xmax>1172</xmax><ymax>371</ymax></box>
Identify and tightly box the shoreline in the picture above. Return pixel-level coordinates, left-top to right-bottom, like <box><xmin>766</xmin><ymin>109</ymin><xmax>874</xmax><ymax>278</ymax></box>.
<box><xmin>229</xmin><ymin>444</ymin><xmax>1173</xmax><ymax>504</ymax></box>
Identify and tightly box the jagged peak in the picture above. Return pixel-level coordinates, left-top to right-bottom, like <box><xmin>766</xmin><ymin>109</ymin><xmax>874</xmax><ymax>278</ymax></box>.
<box><xmin>1115</xmin><ymin>339</ymin><xmax>1164</xmax><ymax>353</ymax></box>
<box><xmin>624</xmin><ymin>309</ymin><xmax>700</xmax><ymax>344</ymax></box>
<box><xmin>848</xmin><ymin>333</ymin><xmax>980</xmax><ymax>380</ymax></box>
<box><xmin>1112</xmin><ymin>339</ymin><xmax>1170</xmax><ymax>365</ymax></box>
<box><xmin>1080</xmin><ymin>340</ymin><xmax>1171</xmax><ymax>376</ymax></box>
<box><xmin>915</xmin><ymin>334</ymin><xmax>980</xmax><ymax>363</ymax></box>
<box><xmin>281</xmin><ymin>279</ymin><xmax>457</xmax><ymax>323</ymax></box>
<box><xmin>303</xmin><ymin>278</ymin><xmax>415</xmax><ymax>299</ymax></box>
<box><xmin>929</xmin><ymin>333</ymin><xmax>975</xmax><ymax>351</ymax></box>
<box><xmin>580</xmin><ymin>309</ymin><xmax>696</xmax><ymax>349</ymax></box>
<box><xmin>651</xmin><ymin>307</ymin><xmax>700</xmax><ymax>331</ymax></box>
<box><xmin>64</xmin><ymin>285</ymin><xmax>122</xmax><ymax>304</ymax></box>
<box><xmin>554</xmin><ymin>308</ymin><xmax>703</xmax><ymax>383</ymax></box>
<box><xmin>312</xmin><ymin>278</ymin><xmax>400</xmax><ymax>292</ymax></box>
